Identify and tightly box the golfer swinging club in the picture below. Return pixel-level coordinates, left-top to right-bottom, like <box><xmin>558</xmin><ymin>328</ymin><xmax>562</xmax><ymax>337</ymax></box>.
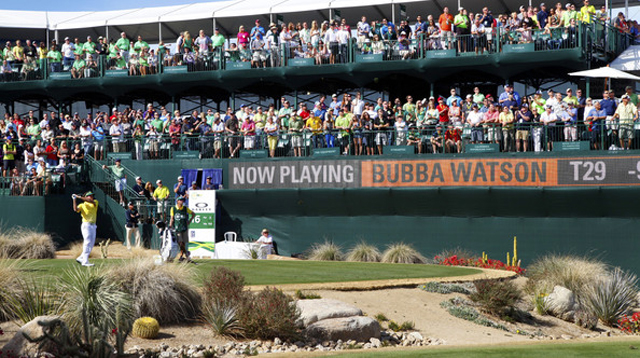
<box><xmin>72</xmin><ymin>191</ymin><xmax>98</xmax><ymax>267</ymax></box>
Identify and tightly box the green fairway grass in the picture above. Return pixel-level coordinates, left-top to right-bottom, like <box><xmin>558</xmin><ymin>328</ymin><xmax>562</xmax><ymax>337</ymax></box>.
<box><xmin>15</xmin><ymin>259</ymin><xmax>479</xmax><ymax>285</ymax></box>
<box><xmin>328</xmin><ymin>340</ymin><xmax>640</xmax><ymax>358</ymax></box>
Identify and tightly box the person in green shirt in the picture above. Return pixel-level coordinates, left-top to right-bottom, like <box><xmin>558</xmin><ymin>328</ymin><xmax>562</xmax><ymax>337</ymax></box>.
<box><xmin>169</xmin><ymin>196</ymin><xmax>194</xmax><ymax>263</ymax></box>
<box><xmin>211</xmin><ymin>28</ymin><xmax>226</xmax><ymax>50</ymax></box>
<box><xmin>277</xmin><ymin>101</ymin><xmax>293</xmax><ymax>130</ymax></box>
<box><xmin>115</xmin><ymin>32</ymin><xmax>131</xmax><ymax>62</ymax></box>
<box><xmin>47</xmin><ymin>45</ymin><xmax>62</xmax><ymax>73</ymax></box>
<box><xmin>402</xmin><ymin>95</ymin><xmax>416</xmax><ymax>123</ymax></box>
<box><xmin>26</xmin><ymin>119</ymin><xmax>41</xmax><ymax>139</ymax></box>
<box><xmin>580</xmin><ymin>0</ymin><xmax>596</xmax><ymax>23</ymax></box>
<box><xmin>288</xmin><ymin>115</ymin><xmax>305</xmax><ymax>157</ymax></box>
<box><xmin>2</xmin><ymin>137</ymin><xmax>16</xmax><ymax>177</ymax></box>
<box><xmin>102</xmin><ymin>158</ymin><xmax>126</xmax><ymax>205</ymax></box>
<box><xmin>454</xmin><ymin>8</ymin><xmax>471</xmax><ymax>52</ymax></box>
<box><xmin>71</xmin><ymin>54</ymin><xmax>85</xmax><ymax>79</ymax></box>
<box><xmin>625</xmin><ymin>86</ymin><xmax>639</xmax><ymax>106</ymax></box>
<box><xmin>82</xmin><ymin>36</ymin><xmax>96</xmax><ymax>59</ymax></box>
<box><xmin>73</xmin><ymin>38</ymin><xmax>84</xmax><ymax>57</ymax></box>
<box><xmin>113</xmin><ymin>53</ymin><xmax>127</xmax><ymax>70</ymax></box>
<box><xmin>334</xmin><ymin>108</ymin><xmax>351</xmax><ymax>155</ymax></box>
<box><xmin>150</xmin><ymin>113</ymin><xmax>165</xmax><ymax>132</ymax></box>
<box><xmin>133</xmin><ymin>36</ymin><xmax>149</xmax><ymax>54</ymax></box>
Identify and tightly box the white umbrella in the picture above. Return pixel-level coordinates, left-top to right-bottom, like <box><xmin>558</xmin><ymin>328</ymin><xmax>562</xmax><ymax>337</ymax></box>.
<box><xmin>568</xmin><ymin>66</ymin><xmax>640</xmax><ymax>81</ymax></box>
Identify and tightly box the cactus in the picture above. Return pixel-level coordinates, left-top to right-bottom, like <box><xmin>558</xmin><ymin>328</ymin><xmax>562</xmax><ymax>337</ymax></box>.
<box><xmin>513</xmin><ymin>236</ymin><xmax>518</xmax><ymax>267</ymax></box>
<box><xmin>132</xmin><ymin>317</ymin><xmax>160</xmax><ymax>339</ymax></box>
<box><xmin>506</xmin><ymin>252</ymin><xmax>510</xmax><ymax>268</ymax></box>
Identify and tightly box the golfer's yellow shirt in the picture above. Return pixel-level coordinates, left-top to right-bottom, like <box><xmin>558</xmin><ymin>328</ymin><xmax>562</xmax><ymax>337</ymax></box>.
<box><xmin>77</xmin><ymin>200</ymin><xmax>98</xmax><ymax>224</ymax></box>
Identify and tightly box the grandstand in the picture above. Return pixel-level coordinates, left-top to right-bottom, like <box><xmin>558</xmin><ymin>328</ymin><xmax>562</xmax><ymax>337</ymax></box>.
<box><xmin>1</xmin><ymin>1</ymin><xmax>640</xmax><ymax>275</ymax></box>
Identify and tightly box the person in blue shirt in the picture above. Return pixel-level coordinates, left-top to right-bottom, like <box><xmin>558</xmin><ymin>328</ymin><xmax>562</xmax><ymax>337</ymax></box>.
<box><xmin>250</xmin><ymin>19</ymin><xmax>265</xmax><ymax>40</ymax></box>
<box><xmin>537</xmin><ymin>3</ymin><xmax>549</xmax><ymax>29</ymax></box>
<box><xmin>91</xmin><ymin>123</ymin><xmax>105</xmax><ymax>161</ymax></box>
<box><xmin>586</xmin><ymin>101</ymin><xmax>607</xmax><ymax>149</ymax></box>
<box><xmin>446</xmin><ymin>88</ymin><xmax>462</xmax><ymax>107</ymax></box>
<box><xmin>498</xmin><ymin>84</ymin><xmax>521</xmax><ymax>107</ymax></box>
<box><xmin>599</xmin><ymin>90</ymin><xmax>617</xmax><ymax>116</ymax></box>
<box><xmin>173</xmin><ymin>175</ymin><xmax>187</xmax><ymax>198</ymax></box>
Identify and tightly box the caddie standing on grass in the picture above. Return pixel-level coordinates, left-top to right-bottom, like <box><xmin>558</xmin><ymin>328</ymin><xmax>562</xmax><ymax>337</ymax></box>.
<box><xmin>170</xmin><ymin>196</ymin><xmax>195</xmax><ymax>263</ymax></box>
<box><xmin>72</xmin><ymin>191</ymin><xmax>98</xmax><ymax>267</ymax></box>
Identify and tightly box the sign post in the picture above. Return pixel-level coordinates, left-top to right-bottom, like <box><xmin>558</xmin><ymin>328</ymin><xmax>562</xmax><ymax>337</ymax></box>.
<box><xmin>188</xmin><ymin>190</ymin><xmax>216</xmax><ymax>258</ymax></box>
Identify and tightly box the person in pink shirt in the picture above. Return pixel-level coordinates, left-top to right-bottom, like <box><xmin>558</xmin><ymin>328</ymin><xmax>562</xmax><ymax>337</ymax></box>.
<box><xmin>237</xmin><ymin>26</ymin><xmax>250</xmax><ymax>48</ymax></box>
<box><xmin>241</xmin><ymin>116</ymin><xmax>256</xmax><ymax>150</ymax></box>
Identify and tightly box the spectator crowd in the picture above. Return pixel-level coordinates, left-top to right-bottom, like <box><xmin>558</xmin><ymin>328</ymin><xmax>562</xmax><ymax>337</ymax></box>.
<box><xmin>0</xmin><ymin>1</ymin><xmax>636</xmax><ymax>79</ymax></box>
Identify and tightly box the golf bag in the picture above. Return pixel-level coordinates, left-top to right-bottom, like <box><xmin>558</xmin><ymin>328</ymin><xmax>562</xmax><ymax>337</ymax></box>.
<box><xmin>159</xmin><ymin>227</ymin><xmax>179</xmax><ymax>262</ymax></box>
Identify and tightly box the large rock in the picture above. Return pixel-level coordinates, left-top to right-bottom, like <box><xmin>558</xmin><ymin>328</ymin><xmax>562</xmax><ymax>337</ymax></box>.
<box><xmin>296</xmin><ymin>299</ymin><xmax>363</xmax><ymax>327</ymax></box>
<box><xmin>305</xmin><ymin>316</ymin><xmax>381</xmax><ymax>342</ymax></box>
<box><xmin>545</xmin><ymin>286</ymin><xmax>577</xmax><ymax>321</ymax></box>
<box><xmin>1</xmin><ymin>315</ymin><xmax>60</xmax><ymax>358</ymax></box>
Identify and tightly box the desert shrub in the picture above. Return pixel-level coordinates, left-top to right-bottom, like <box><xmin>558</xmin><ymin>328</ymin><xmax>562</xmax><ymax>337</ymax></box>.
<box><xmin>202</xmin><ymin>301</ymin><xmax>243</xmax><ymax>337</ymax></box>
<box><xmin>374</xmin><ymin>313</ymin><xmax>389</xmax><ymax>322</ymax></box>
<box><xmin>469</xmin><ymin>279</ymin><xmax>522</xmax><ymax>316</ymax></box>
<box><xmin>238</xmin><ymin>287</ymin><xmax>300</xmax><ymax>341</ymax></box>
<box><xmin>346</xmin><ymin>241</ymin><xmax>381</xmax><ymax>262</ymax></box>
<box><xmin>308</xmin><ymin>241</ymin><xmax>343</xmax><ymax>261</ymax></box>
<box><xmin>294</xmin><ymin>290</ymin><xmax>321</xmax><ymax>299</ymax></box>
<box><xmin>433</xmin><ymin>246</ymin><xmax>478</xmax><ymax>265</ymax></box>
<box><xmin>203</xmin><ymin>266</ymin><xmax>248</xmax><ymax>305</ymax></box>
<box><xmin>106</xmin><ymin>258</ymin><xmax>201</xmax><ymax>324</ymax></box>
<box><xmin>381</xmin><ymin>242</ymin><xmax>425</xmax><ymax>264</ymax></box>
<box><xmin>0</xmin><ymin>228</ymin><xmax>56</xmax><ymax>259</ymax></box>
<box><xmin>581</xmin><ymin>268</ymin><xmax>638</xmax><ymax>327</ymax></box>
<box><xmin>59</xmin><ymin>265</ymin><xmax>134</xmax><ymax>334</ymax></box>
<box><xmin>0</xmin><ymin>277</ymin><xmax>61</xmax><ymax>325</ymax></box>
<box><xmin>0</xmin><ymin>260</ymin><xmax>24</xmax><ymax>321</ymax></box>
<box><xmin>525</xmin><ymin>254</ymin><xmax>608</xmax><ymax>297</ymax></box>
<box><xmin>420</xmin><ymin>282</ymin><xmax>470</xmax><ymax>295</ymax></box>
<box><xmin>440</xmin><ymin>298</ymin><xmax>509</xmax><ymax>331</ymax></box>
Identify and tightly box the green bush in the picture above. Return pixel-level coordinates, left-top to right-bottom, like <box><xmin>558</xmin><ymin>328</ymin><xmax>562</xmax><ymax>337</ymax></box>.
<box><xmin>308</xmin><ymin>241</ymin><xmax>343</xmax><ymax>261</ymax></box>
<box><xmin>420</xmin><ymin>282</ymin><xmax>470</xmax><ymax>295</ymax></box>
<box><xmin>238</xmin><ymin>287</ymin><xmax>300</xmax><ymax>341</ymax></box>
<box><xmin>469</xmin><ymin>279</ymin><xmax>522</xmax><ymax>316</ymax></box>
<box><xmin>59</xmin><ymin>265</ymin><xmax>134</xmax><ymax>334</ymax></box>
<box><xmin>203</xmin><ymin>266</ymin><xmax>248</xmax><ymax>304</ymax></box>
<box><xmin>346</xmin><ymin>241</ymin><xmax>381</xmax><ymax>262</ymax></box>
<box><xmin>106</xmin><ymin>258</ymin><xmax>201</xmax><ymax>324</ymax></box>
<box><xmin>381</xmin><ymin>242</ymin><xmax>425</xmax><ymax>264</ymax></box>
<box><xmin>581</xmin><ymin>268</ymin><xmax>638</xmax><ymax>327</ymax></box>
<box><xmin>202</xmin><ymin>301</ymin><xmax>243</xmax><ymax>337</ymax></box>
<box><xmin>294</xmin><ymin>290</ymin><xmax>321</xmax><ymax>300</ymax></box>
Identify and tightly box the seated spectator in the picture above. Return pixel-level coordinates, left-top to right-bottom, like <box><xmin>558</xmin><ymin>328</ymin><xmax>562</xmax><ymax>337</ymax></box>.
<box><xmin>444</xmin><ymin>124</ymin><xmax>462</xmax><ymax>153</ymax></box>
<box><xmin>430</xmin><ymin>125</ymin><xmax>444</xmax><ymax>153</ymax></box>
<box><xmin>128</xmin><ymin>53</ymin><xmax>140</xmax><ymax>76</ymax></box>
<box><xmin>70</xmin><ymin>54</ymin><xmax>85</xmax><ymax>79</ymax></box>
<box><xmin>1</xmin><ymin>60</ymin><xmax>14</xmax><ymax>82</ymax></box>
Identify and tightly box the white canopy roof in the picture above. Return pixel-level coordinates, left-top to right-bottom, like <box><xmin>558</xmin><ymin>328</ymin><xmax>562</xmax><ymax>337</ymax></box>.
<box><xmin>610</xmin><ymin>45</ymin><xmax>640</xmax><ymax>73</ymax></box>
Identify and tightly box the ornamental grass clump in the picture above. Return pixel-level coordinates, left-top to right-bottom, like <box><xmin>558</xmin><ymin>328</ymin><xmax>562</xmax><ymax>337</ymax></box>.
<box><xmin>0</xmin><ymin>227</ymin><xmax>56</xmax><ymax>259</ymax></box>
<box><xmin>581</xmin><ymin>268</ymin><xmax>638</xmax><ymax>327</ymax></box>
<box><xmin>106</xmin><ymin>258</ymin><xmax>201</xmax><ymax>324</ymax></box>
<box><xmin>346</xmin><ymin>241</ymin><xmax>381</xmax><ymax>262</ymax></box>
<box><xmin>381</xmin><ymin>242</ymin><xmax>426</xmax><ymax>264</ymax></box>
<box><xmin>308</xmin><ymin>240</ymin><xmax>343</xmax><ymax>261</ymax></box>
<box><xmin>59</xmin><ymin>265</ymin><xmax>134</xmax><ymax>334</ymax></box>
<box><xmin>525</xmin><ymin>254</ymin><xmax>608</xmax><ymax>298</ymax></box>
<box><xmin>0</xmin><ymin>260</ymin><xmax>24</xmax><ymax>321</ymax></box>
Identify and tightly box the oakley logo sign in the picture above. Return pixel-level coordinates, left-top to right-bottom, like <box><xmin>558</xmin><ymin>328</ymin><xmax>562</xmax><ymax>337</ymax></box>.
<box><xmin>195</xmin><ymin>202</ymin><xmax>208</xmax><ymax>209</ymax></box>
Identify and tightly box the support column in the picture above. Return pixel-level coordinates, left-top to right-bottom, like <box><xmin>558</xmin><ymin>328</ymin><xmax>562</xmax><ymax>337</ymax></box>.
<box><xmin>430</xmin><ymin>83</ymin><xmax>435</xmax><ymax>98</ymax></box>
<box><xmin>294</xmin><ymin>89</ymin><xmax>298</xmax><ymax>108</ymax></box>
<box><xmin>230</xmin><ymin>92</ymin><xmax>236</xmax><ymax>110</ymax></box>
<box><xmin>586</xmin><ymin>78</ymin><xmax>591</xmax><ymax>98</ymax></box>
<box><xmin>171</xmin><ymin>96</ymin><xmax>176</xmax><ymax>113</ymax></box>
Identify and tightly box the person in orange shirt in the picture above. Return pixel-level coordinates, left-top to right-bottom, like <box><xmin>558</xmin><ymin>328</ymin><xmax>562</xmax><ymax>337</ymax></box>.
<box><xmin>438</xmin><ymin>7</ymin><xmax>455</xmax><ymax>49</ymax></box>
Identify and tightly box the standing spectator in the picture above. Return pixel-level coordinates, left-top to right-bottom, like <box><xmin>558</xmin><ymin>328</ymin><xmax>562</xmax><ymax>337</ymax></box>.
<box><xmin>47</xmin><ymin>45</ymin><xmax>62</xmax><ymax>73</ymax></box>
<box><xmin>515</xmin><ymin>105</ymin><xmax>532</xmax><ymax>152</ymax></box>
<box><xmin>2</xmin><ymin>137</ymin><xmax>16</xmax><ymax>177</ymax></box>
<box><xmin>540</xmin><ymin>105</ymin><xmax>558</xmax><ymax>151</ymax></box>
<box><xmin>102</xmin><ymin>158</ymin><xmax>126</xmax><ymax>206</ymax></box>
<box><xmin>613</xmin><ymin>94</ymin><xmax>638</xmax><ymax>150</ymax></box>
<box><xmin>439</xmin><ymin>7</ymin><xmax>455</xmax><ymax>49</ymax></box>
<box><xmin>115</xmin><ymin>32</ymin><xmax>130</xmax><ymax>62</ymax></box>
<box><xmin>173</xmin><ymin>175</ymin><xmax>187</xmax><ymax>199</ymax></box>
<box><xmin>170</xmin><ymin>196</ymin><xmax>194</xmax><ymax>263</ymax></box>
<box><xmin>61</xmin><ymin>37</ymin><xmax>75</xmax><ymax>69</ymax></box>
<box><xmin>203</xmin><ymin>176</ymin><xmax>215</xmax><ymax>190</ymax></box>
<box><xmin>225</xmin><ymin>113</ymin><xmax>241</xmax><ymax>158</ymax></box>
<box><xmin>152</xmin><ymin>179</ymin><xmax>170</xmax><ymax>221</ymax></box>
<box><xmin>72</xmin><ymin>192</ymin><xmax>98</xmax><ymax>267</ymax></box>
<box><xmin>124</xmin><ymin>202</ymin><xmax>141</xmax><ymax>249</ymax></box>
<box><xmin>500</xmin><ymin>106</ymin><xmax>515</xmax><ymax>152</ymax></box>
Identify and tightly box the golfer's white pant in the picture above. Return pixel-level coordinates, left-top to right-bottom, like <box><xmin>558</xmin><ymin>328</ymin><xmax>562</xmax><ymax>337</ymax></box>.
<box><xmin>533</xmin><ymin>127</ymin><xmax>543</xmax><ymax>152</ymax></box>
<box><xmin>78</xmin><ymin>222</ymin><xmax>96</xmax><ymax>264</ymax></box>
<box><xmin>125</xmin><ymin>226</ymin><xmax>141</xmax><ymax>248</ymax></box>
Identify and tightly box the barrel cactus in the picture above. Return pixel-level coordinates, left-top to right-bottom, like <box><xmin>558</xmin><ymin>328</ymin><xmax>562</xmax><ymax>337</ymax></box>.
<box><xmin>132</xmin><ymin>317</ymin><xmax>160</xmax><ymax>339</ymax></box>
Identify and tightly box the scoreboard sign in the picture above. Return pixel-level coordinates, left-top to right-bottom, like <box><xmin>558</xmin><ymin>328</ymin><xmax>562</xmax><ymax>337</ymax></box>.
<box><xmin>228</xmin><ymin>156</ymin><xmax>640</xmax><ymax>189</ymax></box>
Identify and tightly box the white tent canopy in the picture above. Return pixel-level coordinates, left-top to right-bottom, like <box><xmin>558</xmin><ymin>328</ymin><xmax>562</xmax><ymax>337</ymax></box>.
<box><xmin>610</xmin><ymin>45</ymin><xmax>640</xmax><ymax>73</ymax></box>
<box><xmin>569</xmin><ymin>66</ymin><xmax>640</xmax><ymax>81</ymax></box>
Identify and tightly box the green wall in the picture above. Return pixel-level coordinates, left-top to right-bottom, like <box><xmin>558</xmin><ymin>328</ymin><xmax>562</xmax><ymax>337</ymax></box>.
<box><xmin>1</xmin><ymin>196</ymin><xmax>45</xmax><ymax>232</ymax></box>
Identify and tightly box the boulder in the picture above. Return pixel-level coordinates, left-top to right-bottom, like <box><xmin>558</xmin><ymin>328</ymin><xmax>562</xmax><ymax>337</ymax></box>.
<box><xmin>1</xmin><ymin>315</ymin><xmax>60</xmax><ymax>358</ymax></box>
<box><xmin>545</xmin><ymin>286</ymin><xmax>577</xmax><ymax>321</ymax></box>
<box><xmin>295</xmin><ymin>299</ymin><xmax>363</xmax><ymax>327</ymax></box>
<box><xmin>305</xmin><ymin>316</ymin><xmax>381</xmax><ymax>342</ymax></box>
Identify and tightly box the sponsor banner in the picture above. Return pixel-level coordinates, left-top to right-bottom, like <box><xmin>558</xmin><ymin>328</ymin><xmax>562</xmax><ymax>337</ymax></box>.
<box><xmin>362</xmin><ymin>158</ymin><xmax>555</xmax><ymax>187</ymax></box>
<box><xmin>229</xmin><ymin>160</ymin><xmax>360</xmax><ymax>189</ymax></box>
<box><xmin>188</xmin><ymin>190</ymin><xmax>216</xmax><ymax>258</ymax></box>
<box><xmin>228</xmin><ymin>156</ymin><xmax>640</xmax><ymax>189</ymax></box>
